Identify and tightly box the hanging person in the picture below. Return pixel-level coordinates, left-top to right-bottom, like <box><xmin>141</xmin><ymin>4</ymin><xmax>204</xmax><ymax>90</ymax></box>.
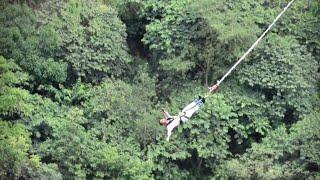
<box><xmin>159</xmin><ymin>83</ymin><xmax>219</xmax><ymax>141</ymax></box>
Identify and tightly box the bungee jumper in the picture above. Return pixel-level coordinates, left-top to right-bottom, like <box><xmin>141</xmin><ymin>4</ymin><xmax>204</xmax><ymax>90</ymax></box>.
<box><xmin>160</xmin><ymin>84</ymin><xmax>219</xmax><ymax>141</ymax></box>
<box><xmin>158</xmin><ymin>0</ymin><xmax>296</xmax><ymax>141</ymax></box>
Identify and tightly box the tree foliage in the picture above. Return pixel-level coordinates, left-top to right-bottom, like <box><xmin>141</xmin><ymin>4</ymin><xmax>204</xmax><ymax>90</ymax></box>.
<box><xmin>0</xmin><ymin>4</ymin><xmax>67</xmax><ymax>87</ymax></box>
<box><xmin>0</xmin><ymin>121</ymin><xmax>62</xmax><ymax>180</ymax></box>
<box><xmin>0</xmin><ymin>0</ymin><xmax>319</xmax><ymax>179</ymax></box>
<box><xmin>239</xmin><ymin>34</ymin><xmax>318</xmax><ymax>122</ymax></box>
<box><xmin>41</xmin><ymin>0</ymin><xmax>132</xmax><ymax>83</ymax></box>
<box><xmin>215</xmin><ymin>112</ymin><xmax>320</xmax><ymax>179</ymax></box>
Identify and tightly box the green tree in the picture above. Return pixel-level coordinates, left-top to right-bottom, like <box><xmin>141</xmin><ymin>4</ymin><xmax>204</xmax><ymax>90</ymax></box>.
<box><xmin>141</xmin><ymin>0</ymin><xmax>206</xmax><ymax>97</ymax></box>
<box><xmin>215</xmin><ymin>111</ymin><xmax>320</xmax><ymax>179</ymax></box>
<box><xmin>0</xmin><ymin>56</ymin><xmax>32</xmax><ymax>120</ymax></box>
<box><xmin>0</xmin><ymin>121</ymin><xmax>32</xmax><ymax>178</ymax></box>
<box><xmin>274</xmin><ymin>0</ymin><xmax>320</xmax><ymax>62</ymax></box>
<box><xmin>41</xmin><ymin>0</ymin><xmax>132</xmax><ymax>83</ymax></box>
<box><xmin>39</xmin><ymin>110</ymin><xmax>154</xmax><ymax>179</ymax></box>
<box><xmin>0</xmin><ymin>0</ymin><xmax>319</xmax><ymax>179</ymax></box>
<box><xmin>238</xmin><ymin>34</ymin><xmax>318</xmax><ymax>122</ymax></box>
<box><xmin>0</xmin><ymin>121</ymin><xmax>62</xmax><ymax>180</ymax></box>
<box><xmin>83</xmin><ymin>68</ymin><xmax>158</xmax><ymax>147</ymax></box>
<box><xmin>0</xmin><ymin>4</ymin><xmax>67</xmax><ymax>88</ymax></box>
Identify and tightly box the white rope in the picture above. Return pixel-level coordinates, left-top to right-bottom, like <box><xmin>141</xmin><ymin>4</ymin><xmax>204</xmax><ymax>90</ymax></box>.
<box><xmin>216</xmin><ymin>0</ymin><xmax>296</xmax><ymax>86</ymax></box>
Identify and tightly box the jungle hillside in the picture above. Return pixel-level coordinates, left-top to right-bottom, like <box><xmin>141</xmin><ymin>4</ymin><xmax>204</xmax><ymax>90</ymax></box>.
<box><xmin>0</xmin><ymin>0</ymin><xmax>319</xmax><ymax>179</ymax></box>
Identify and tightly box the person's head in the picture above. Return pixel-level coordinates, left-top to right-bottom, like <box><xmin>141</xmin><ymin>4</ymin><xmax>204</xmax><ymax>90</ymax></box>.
<box><xmin>159</xmin><ymin>118</ymin><xmax>168</xmax><ymax>126</ymax></box>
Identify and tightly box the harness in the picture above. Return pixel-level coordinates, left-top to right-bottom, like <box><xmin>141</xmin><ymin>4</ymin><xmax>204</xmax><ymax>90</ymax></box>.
<box><xmin>166</xmin><ymin>117</ymin><xmax>174</xmax><ymax>125</ymax></box>
<box><xmin>179</xmin><ymin>112</ymin><xmax>190</xmax><ymax>123</ymax></box>
<box><xmin>166</xmin><ymin>98</ymin><xmax>204</xmax><ymax>126</ymax></box>
<box><xmin>166</xmin><ymin>112</ymin><xmax>190</xmax><ymax>126</ymax></box>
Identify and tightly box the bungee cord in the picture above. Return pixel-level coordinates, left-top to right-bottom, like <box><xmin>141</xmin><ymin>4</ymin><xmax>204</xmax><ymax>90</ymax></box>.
<box><xmin>204</xmin><ymin>0</ymin><xmax>296</xmax><ymax>98</ymax></box>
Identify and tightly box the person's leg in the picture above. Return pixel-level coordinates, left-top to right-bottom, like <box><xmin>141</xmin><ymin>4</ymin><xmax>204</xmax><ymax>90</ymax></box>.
<box><xmin>195</xmin><ymin>98</ymin><xmax>205</xmax><ymax>107</ymax></box>
<box><xmin>180</xmin><ymin>97</ymin><xmax>205</xmax><ymax>122</ymax></box>
<box><xmin>183</xmin><ymin>105</ymin><xmax>200</xmax><ymax>119</ymax></box>
<box><xmin>180</xmin><ymin>116</ymin><xmax>189</xmax><ymax>123</ymax></box>
<box><xmin>181</xmin><ymin>101</ymin><xmax>197</xmax><ymax>113</ymax></box>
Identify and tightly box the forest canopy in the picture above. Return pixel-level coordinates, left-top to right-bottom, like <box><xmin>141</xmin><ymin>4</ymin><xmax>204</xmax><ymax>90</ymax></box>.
<box><xmin>0</xmin><ymin>0</ymin><xmax>319</xmax><ymax>179</ymax></box>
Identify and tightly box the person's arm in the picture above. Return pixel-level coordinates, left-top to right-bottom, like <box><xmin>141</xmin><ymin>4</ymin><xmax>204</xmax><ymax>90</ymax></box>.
<box><xmin>165</xmin><ymin>117</ymin><xmax>179</xmax><ymax>141</ymax></box>
<box><xmin>166</xmin><ymin>129</ymin><xmax>172</xmax><ymax>141</ymax></box>
<box><xmin>162</xmin><ymin>109</ymin><xmax>172</xmax><ymax>119</ymax></box>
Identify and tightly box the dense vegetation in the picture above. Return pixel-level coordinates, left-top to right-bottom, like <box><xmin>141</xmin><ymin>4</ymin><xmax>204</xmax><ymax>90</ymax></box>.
<box><xmin>0</xmin><ymin>0</ymin><xmax>319</xmax><ymax>179</ymax></box>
